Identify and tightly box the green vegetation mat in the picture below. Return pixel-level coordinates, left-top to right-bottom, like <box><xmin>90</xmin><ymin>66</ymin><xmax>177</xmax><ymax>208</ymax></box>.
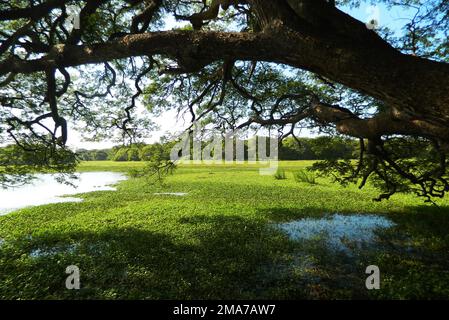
<box><xmin>1</xmin><ymin>161</ymin><xmax>448</xmax><ymax>299</ymax></box>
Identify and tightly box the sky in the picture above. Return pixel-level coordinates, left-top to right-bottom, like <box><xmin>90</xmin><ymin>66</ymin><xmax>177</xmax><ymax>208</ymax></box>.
<box><xmin>67</xmin><ymin>2</ymin><xmax>417</xmax><ymax>150</ymax></box>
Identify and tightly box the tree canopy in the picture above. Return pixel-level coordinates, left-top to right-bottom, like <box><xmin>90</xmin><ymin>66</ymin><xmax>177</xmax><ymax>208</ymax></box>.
<box><xmin>0</xmin><ymin>0</ymin><xmax>448</xmax><ymax>201</ymax></box>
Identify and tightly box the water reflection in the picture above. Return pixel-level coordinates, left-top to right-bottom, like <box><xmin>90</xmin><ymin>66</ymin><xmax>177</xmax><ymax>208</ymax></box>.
<box><xmin>277</xmin><ymin>214</ymin><xmax>395</xmax><ymax>253</ymax></box>
<box><xmin>0</xmin><ymin>172</ymin><xmax>126</xmax><ymax>215</ymax></box>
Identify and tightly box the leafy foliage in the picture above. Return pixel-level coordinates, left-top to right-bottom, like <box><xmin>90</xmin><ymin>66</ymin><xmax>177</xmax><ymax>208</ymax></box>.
<box><xmin>128</xmin><ymin>142</ymin><xmax>177</xmax><ymax>185</ymax></box>
<box><xmin>0</xmin><ymin>0</ymin><xmax>448</xmax><ymax>200</ymax></box>
<box><xmin>0</xmin><ymin>144</ymin><xmax>78</xmax><ymax>188</ymax></box>
<box><xmin>274</xmin><ymin>168</ymin><xmax>287</xmax><ymax>180</ymax></box>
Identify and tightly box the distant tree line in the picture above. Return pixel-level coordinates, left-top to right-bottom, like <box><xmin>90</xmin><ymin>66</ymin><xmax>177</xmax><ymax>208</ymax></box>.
<box><xmin>76</xmin><ymin>149</ymin><xmax>111</xmax><ymax>161</ymax></box>
<box><xmin>1</xmin><ymin>136</ymin><xmax>357</xmax><ymax>163</ymax></box>
<box><xmin>74</xmin><ymin>136</ymin><xmax>358</xmax><ymax>162</ymax></box>
<box><xmin>279</xmin><ymin>136</ymin><xmax>358</xmax><ymax>160</ymax></box>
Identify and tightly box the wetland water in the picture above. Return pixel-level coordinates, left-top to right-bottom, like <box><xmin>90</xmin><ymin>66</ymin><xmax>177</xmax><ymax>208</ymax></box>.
<box><xmin>0</xmin><ymin>172</ymin><xmax>126</xmax><ymax>215</ymax></box>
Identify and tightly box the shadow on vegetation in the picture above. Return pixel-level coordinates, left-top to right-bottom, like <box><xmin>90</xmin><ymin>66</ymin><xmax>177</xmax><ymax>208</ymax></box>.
<box><xmin>0</xmin><ymin>215</ymin><xmax>305</xmax><ymax>299</ymax></box>
<box><xmin>258</xmin><ymin>205</ymin><xmax>449</xmax><ymax>299</ymax></box>
<box><xmin>1</xmin><ymin>204</ymin><xmax>449</xmax><ymax>299</ymax></box>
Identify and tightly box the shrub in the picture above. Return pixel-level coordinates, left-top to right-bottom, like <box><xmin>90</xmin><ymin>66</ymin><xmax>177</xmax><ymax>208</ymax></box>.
<box><xmin>293</xmin><ymin>169</ymin><xmax>317</xmax><ymax>185</ymax></box>
<box><xmin>274</xmin><ymin>168</ymin><xmax>287</xmax><ymax>180</ymax></box>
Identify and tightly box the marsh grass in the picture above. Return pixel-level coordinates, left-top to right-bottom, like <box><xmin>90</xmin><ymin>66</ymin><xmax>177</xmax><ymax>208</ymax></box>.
<box><xmin>274</xmin><ymin>168</ymin><xmax>287</xmax><ymax>180</ymax></box>
<box><xmin>293</xmin><ymin>169</ymin><xmax>317</xmax><ymax>185</ymax></box>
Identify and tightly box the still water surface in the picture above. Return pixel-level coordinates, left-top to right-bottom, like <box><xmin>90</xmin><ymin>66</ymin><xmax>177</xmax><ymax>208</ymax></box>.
<box><xmin>0</xmin><ymin>172</ymin><xmax>126</xmax><ymax>215</ymax></box>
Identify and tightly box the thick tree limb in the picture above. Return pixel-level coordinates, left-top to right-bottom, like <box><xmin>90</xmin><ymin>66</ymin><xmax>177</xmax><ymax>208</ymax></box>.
<box><xmin>1</xmin><ymin>27</ymin><xmax>447</xmax><ymax>128</ymax></box>
<box><xmin>0</xmin><ymin>0</ymin><xmax>70</xmax><ymax>21</ymax></box>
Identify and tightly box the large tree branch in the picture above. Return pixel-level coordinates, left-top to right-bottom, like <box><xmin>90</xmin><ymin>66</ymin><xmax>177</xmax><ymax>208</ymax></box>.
<box><xmin>0</xmin><ymin>31</ymin><xmax>270</xmax><ymax>75</ymax></box>
<box><xmin>310</xmin><ymin>102</ymin><xmax>449</xmax><ymax>141</ymax></box>
<box><xmin>0</xmin><ymin>0</ymin><xmax>70</xmax><ymax>21</ymax></box>
<box><xmin>1</xmin><ymin>28</ymin><xmax>448</xmax><ymax>120</ymax></box>
<box><xmin>1</xmin><ymin>1</ymin><xmax>449</xmax><ymax>142</ymax></box>
<box><xmin>240</xmin><ymin>98</ymin><xmax>449</xmax><ymax>141</ymax></box>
